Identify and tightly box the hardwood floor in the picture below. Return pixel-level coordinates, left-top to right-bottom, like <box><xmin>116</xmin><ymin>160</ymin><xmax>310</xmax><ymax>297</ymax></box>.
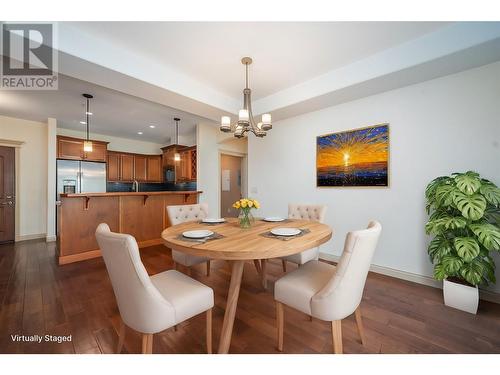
<box><xmin>1</xmin><ymin>239</ymin><xmax>499</xmax><ymax>354</ymax></box>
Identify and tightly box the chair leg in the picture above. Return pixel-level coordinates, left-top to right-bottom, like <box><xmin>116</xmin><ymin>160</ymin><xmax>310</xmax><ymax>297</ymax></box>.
<box><xmin>142</xmin><ymin>333</ymin><xmax>153</xmax><ymax>354</ymax></box>
<box><xmin>173</xmin><ymin>325</ymin><xmax>178</xmax><ymax>331</ymax></box>
<box><xmin>261</xmin><ymin>259</ymin><xmax>267</xmax><ymax>289</ymax></box>
<box><xmin>354</xmin><ymin>307</ymin><xmax>366</xmax><ymax>345</ymax></box>
<box><xmin>116</xmin><ymin>318</ymin><xmax>125</xmax><ymax>354</ymax></box>
<box><xmin>206</xmin><ymin>260</ymin><xmax>211</xmax><ymax>277</ymax></box>
<box><xmin>276</xmin><ymin>301</ymin><xmax>284</xmax><ymax>352</ymax></box>
<box><xmin>281</xmin><ymin>259</ymin><xmax>287</xmax><ymax>273</ymax></box>
<box><xmin>309</xmin><ymin>315</ymin><xmax>313</xmax><ymax>322</ymax></box>
<box><xmin>331</xmin><ymin>320</ymin><xmax>343</xmax><ymax>354</ymax></box>
<box><xmin>253</xmin><ymin>259</ymin><xmax>262</xmax><ymax>274</ymax></box>
<box><xmin>206</xmin><ymin>308</ymin><xmax>213</xmax><ymax>354</ymax></box>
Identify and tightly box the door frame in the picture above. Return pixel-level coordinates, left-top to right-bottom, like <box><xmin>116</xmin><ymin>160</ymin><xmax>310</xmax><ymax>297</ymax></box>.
<box><xmin>218</xmin><ymin>150</ymin><xmax>247</xmax><ymax>218</ymax></box>
<box><xmin>0</xmin><ymin>139</ymin><xmax>23</xmax><ymax>242</ymax></box>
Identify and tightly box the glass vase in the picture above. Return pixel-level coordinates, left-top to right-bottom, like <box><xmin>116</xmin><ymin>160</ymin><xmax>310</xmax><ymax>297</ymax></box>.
<box><xmin>238</xmin><ymin>209</ymin><xmax>255</xmax><ymax>229</ymax></box>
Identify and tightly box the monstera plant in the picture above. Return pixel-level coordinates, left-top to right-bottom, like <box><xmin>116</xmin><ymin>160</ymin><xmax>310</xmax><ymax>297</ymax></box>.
<box><xmin>425</xmin><ymin>171</ymin><xmax>500</xmax><ymax>287</ymax></box>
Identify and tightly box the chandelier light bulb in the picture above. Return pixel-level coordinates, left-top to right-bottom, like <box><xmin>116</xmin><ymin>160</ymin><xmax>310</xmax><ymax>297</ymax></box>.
<box><xmin>220</xmin><ymin>116</ymin><xmax>231</xmax><ymax>132</ymax></box>
<box><xmin>238</xmin><ymin>109</ymin><xmax>249</xmax><ymax>122</ymax></box>
<box><xmin>262</xmin><ymin>113</ymin><xmax>271</xmax><ymax>124</ymax></box>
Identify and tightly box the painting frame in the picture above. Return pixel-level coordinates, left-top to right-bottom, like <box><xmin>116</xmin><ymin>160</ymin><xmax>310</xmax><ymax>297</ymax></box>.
<box><xmin>316</xmin><ymin>123</ymin><xmax>390</xmax><ymax>188</ymax></box>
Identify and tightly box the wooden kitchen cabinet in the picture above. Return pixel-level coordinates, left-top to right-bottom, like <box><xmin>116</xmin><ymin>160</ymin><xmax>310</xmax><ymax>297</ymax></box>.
<box><xmin>120</xmin><ymin>154</ymin><xmax>135</xmax><ymax>182</ymax></box>
<box><xmin>107</xmin><ymin>152</ymin><xmax>121</xmax><ymax>181</ymax></box>
<box><xmin>57</xmin><ymin>137</ymin><xmax>84</xmax><ymax>160</ymax></box>
<box><xmin>57</xmin><ymin>136</ymin><xmax>108</xmax><ymax>162</ymax></box>
<box><xmin>134</xmin><ymin>155</ymin><xmax>148</xmax><ymax>182</ymax></box>
<box><xmin>147</xmin><ymin>155</ymin><xmax>162</xmax><ymax>182</ymax></box>
<box><xmin>161</xmin><ymin>145</ymin><xmax>197</xmax><ymax>183</ymax></box>
<box><xmin>84</xmin><ymin>142</ymin><xmax>107</xmax><ymax>162</ymax></box>
<box><xmin>107</xmin><ymin>152</ymin><xmax>162</xmax><ymax>183</ymax></box>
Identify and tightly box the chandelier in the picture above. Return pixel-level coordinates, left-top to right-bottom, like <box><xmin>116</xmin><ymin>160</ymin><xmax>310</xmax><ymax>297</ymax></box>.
<box><xmin>220</xmin><ymin>57</ymin><xmax>272</xmax><ymax>138</ymax></box>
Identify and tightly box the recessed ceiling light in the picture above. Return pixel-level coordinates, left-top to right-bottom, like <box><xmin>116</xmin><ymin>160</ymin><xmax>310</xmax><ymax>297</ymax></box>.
<box><xmin>137</xmin><ymin>131</ymin><xmax>143</xmax><ymax>135</ymax></box>
<box><xmin>86</xmin><ymin>112</ymin><xmax>93</xmax><ymax>115</ymax></box>
<box><xmin>79</xmin><ymin>121</ymin><xmax>86</xmax><ymax>124</ymax></box>
<box><xmin>149</xmin><ymin>125</ymin><xmax>156</xmax><ymax>128</ymax></box>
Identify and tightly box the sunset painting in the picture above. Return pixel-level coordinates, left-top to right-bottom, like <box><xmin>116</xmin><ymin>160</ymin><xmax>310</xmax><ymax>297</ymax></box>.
<box><xmin>316</xmin><ymin>124</ymin><xmax>389</xmax><ymax>187</ymax></box>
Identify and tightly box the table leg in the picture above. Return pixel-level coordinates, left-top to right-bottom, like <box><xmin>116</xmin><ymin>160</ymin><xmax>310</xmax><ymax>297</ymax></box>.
<box><xmin>218</xmin><ymin>260</ymin><xmax>245</xmax><ymax>354</ymax></box>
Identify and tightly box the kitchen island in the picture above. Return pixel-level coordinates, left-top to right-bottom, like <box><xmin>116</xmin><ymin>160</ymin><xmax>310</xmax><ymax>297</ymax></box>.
<box><xmin>57</xmin><ymin>191</ymin><xmax>202</xmax><ymax>265</ymax></box>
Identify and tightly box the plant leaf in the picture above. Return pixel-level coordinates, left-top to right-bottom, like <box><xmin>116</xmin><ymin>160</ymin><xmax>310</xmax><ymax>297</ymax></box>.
<box><xmin>454</xmin><ymin>237</ymin><xmax>480</xmax><ymax>262</ymax></box>
<box><xmin>428</xmin><ymin>236</ymin><xmax>452</xmax><ymax>263</ymax></box>
<box><xmin>469</xmin><ymin>223</ymin><xmax>500</xmax><ymax>251</ymax></box>
<box><xmin>441</xmin><ymin>255</ymin><xmax>463</xmax><ymax>274</ymax></box>
<box><xmin>459</xmin><ymin>261</ymin><xmax>484</xmax><ymax>286</ymax></box>
<box><xmin>441</xmin><ymin>216</ymin><xmax>467</xmax><ymax>230</ymax></box>
<box><xmin>453</xmin><ymin>192</ymin><xmax>486</xmax><ymax>220</ymax></box>
<box><xmin>435</xmin><ymin>184</ymin><xmax>456</xmax><ymax>207</ymax></box>
<box><xmin>454</xmin><ymin>172</ymin><xmax>481</xmax><ymax>195</ymax></box>
<box><xmin>425</xmin><ymin>176</ymin><xmax>451</xmax><ymax>200</ymax></box>
<box><xmin>433</xmin><ymin>263</ymin><xmax>447</xmax><ymax>281</ymax></box>
<box><xmin>479</xmin><ymin>183</ymin><xmax>500</xmax><ymax>206</ymax></box>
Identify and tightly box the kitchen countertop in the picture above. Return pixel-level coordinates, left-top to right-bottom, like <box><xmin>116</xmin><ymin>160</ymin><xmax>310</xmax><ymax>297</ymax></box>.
<box><xmin>60</xmin><ymin>191</ymin><xmax>202</xmax><ymax>198</ymax></box>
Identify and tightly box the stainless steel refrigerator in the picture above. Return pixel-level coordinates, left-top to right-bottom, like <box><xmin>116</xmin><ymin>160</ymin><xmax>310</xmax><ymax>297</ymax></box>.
<box><xmin>56</xmin><ymin>160</ymin><xmax>107</xmax><ymax>196</ymax></box>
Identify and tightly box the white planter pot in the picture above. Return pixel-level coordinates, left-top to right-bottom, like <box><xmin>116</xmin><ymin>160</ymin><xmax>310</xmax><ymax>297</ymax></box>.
<box><xmin>443</xmin><ymin>279</ymin><xmax>479</xmax><ymax>314</ymax></box>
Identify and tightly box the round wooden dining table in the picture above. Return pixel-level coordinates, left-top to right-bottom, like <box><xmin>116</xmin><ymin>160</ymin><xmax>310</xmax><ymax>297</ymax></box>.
<box><xmin>161</xmin><ymin>217</ymin><xmax>332</xmax><ymax>354</ymax></box>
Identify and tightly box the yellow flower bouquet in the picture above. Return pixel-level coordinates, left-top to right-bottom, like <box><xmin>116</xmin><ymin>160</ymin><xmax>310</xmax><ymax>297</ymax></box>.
<box><xmin>233</xmin><ymin>198</ymin><xmax>260</xmax><ymax>228</ymax></box>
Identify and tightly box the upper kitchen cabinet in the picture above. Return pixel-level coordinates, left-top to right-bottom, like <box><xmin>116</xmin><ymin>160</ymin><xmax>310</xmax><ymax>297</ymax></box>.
<box><xmin>107</xmin><ymin>151</ymin><xmax>163</xmax><ymax>183</ymax></box>
<box><xmin>107</xmin><ymin>151</ymin><xmax>120</xmax><ymax>181</ymax></box>
<box><xmin>119</xmin><ymin>153</ymin><xmax>135</xmax><ymax>182</ymax></box>
<box><xmin>134</xmin><ymin>154</ymin><xmax>148</xmax><ymax>182</ymax></box>
<box><xmin>57</xmin><ymin>136</ymin><xmax>108</xmax><ymax>162</ymax></box>
<box><xmin>147</xmin><ymin>155</ymin><xmax>162</xmax><ymax>182</ymax></box>
<box><xmin>161</xmin><ymin>145</ymin><xmax>196</xmax><ymax>183</ymax></box>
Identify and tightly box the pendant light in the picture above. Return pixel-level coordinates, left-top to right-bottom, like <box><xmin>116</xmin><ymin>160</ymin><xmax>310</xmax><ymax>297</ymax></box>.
<box><xmin>173</xmin><ymin>117</ymin><xmax>181</xmax><ymax>162</ymax></box>
<box><xmin>220</xmin><ymin>57</ymin><xmax>272</xmax><ymax>138</ymax></box>
<box><xmin>82</xmin><ymin>93</ymin><xmax>93</xmax><ymax>152</ymax></box>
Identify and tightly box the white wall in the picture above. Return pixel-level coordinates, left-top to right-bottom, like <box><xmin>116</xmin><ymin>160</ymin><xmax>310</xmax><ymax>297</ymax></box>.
<box><xmin>248</xmin><ymin>62</ymin><xmax>500</xmax><ymax>294</ymax></box>
<box><xmin>197</xmin><ymin>123</ymin><xmax>248</xmax><ymax>217</ymax></box>
<box><xmin>57</xmin><ymin>128</ymin><xmax>165</xmax><ymax>154</ymax></box>
<box><xmin>0</xmin><ymin>115</ymin><xmax>48</xmax><ymax>240</ymax></box>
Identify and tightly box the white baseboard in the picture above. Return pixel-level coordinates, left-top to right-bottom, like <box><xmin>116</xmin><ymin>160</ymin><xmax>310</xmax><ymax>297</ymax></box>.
<box><xmin>46</xmin><ymin>235</ymin><xmax>57</xmax><ymax>242</ymax></box>
<box><xmin>15</xmin><ymin>233</ymin><xmax>46</xmax><ymax>242</ymax></box>
<box><xmin>319</xmin><ymin>252</ymin><xmax>500</xmax><ymax>305</ymax></box>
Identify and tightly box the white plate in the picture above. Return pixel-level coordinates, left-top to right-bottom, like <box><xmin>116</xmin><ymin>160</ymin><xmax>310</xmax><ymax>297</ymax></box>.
<box><xmin>270</xmin><ymin>228</ymin><xmax>301</xmax><ymax>237</ymax></box>
<box><xmin>202</xmin><ymin>218</ymin><xmax>226</xmax><ymax>223</ymax></box>
<box><xmin>263</xmin><ymin>217</ymin><xmax>286</xmax><ymax>222</ymax></box>
<box><xmin>182</xmin><ymin>230</ymin><xmax>214</xmax><ymax>239</ymax></box>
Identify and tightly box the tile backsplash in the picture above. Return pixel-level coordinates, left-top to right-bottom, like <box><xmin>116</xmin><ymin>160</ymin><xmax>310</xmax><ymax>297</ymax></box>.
<box><xmin>107</xmin><ymin>181</ymin><xmax>197</xmax><ymax>192</ymax></box>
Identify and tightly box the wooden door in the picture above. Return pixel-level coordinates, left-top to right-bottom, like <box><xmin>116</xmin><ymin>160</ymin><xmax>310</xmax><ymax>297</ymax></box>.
<box><xmin>57</xmin><ymin>137</ymin><xmax>84</xmax><ymax>160</ymax></box>
<box><xmin>107</xmin><ymin>152</ymin><xmax>120</xmax><ymax>181</ymax></box>
<box><xmin>134</xmin><ymin>155</ymin><xmax>147</xmax><ymax>182</ymax></box>
<box><xmin>220</xmin><ymin>154</ymin><xmax>243</xmax><ymax>218</ymax></box>
<box><xmin>84</xmin><ymin>142</ymin><xmax>107</xmax><ymax>162</ymax></box>
<box><xmin>120</xmin><ymin>154</ymin><xmax>135</xmax><ymax>182</ymax></box>
<box><xmin>147</xmin><ymin>155</ymin><xmax>162</xmax><ymax>182</ymax></box>
<box><xmin>0</xmin><ymin>146</ymin><xmax>15</xmax><ymax>243</ymax></box>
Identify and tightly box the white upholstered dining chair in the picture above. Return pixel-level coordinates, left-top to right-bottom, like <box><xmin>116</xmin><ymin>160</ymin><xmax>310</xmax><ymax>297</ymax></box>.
<box><xmin>280</xmin><ymin>204</ymin><xmax>327</xmax><ymax>272</ymax></box>
<box><xmin>95</xmin><ymin>223</ymin><xmax>214</xmax><ymax>354</ymax></box>
<box><xmin>274</xmin><ymin>221</ymin><xmax>382</xmax><ymax>354</ymax></box>
<box><xmin>166</xmin><ymin>203</ymin><xmax>212</xmax><ymax>276</ymax></box>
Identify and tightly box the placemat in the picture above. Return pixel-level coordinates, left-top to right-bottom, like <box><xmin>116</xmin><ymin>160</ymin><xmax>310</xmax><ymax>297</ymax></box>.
<box><xmin>175</xmin><ymin>232</ymin><xmax>225</xmax><ymax>243</ymax></box>
<box><xmin>259</xmin><ymin>228</ymin><xmax>310</xmax><ymax>241</ymax></box>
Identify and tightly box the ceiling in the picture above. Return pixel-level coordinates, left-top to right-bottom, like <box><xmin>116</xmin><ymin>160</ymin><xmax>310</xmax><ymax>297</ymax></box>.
<box><xmin>2</xmin><ymin>22</ymin><xmax>500</xmax><ymax>142</ymax></box>
<box><xmin>0</xmin><ymin>74</ymin><xmax>205</xmax><ymax>143</ymax></box>
<box><xmin>69</xmin><ymin>22</ymin><xmax>449</xmax><ymax>100</ymax></box>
